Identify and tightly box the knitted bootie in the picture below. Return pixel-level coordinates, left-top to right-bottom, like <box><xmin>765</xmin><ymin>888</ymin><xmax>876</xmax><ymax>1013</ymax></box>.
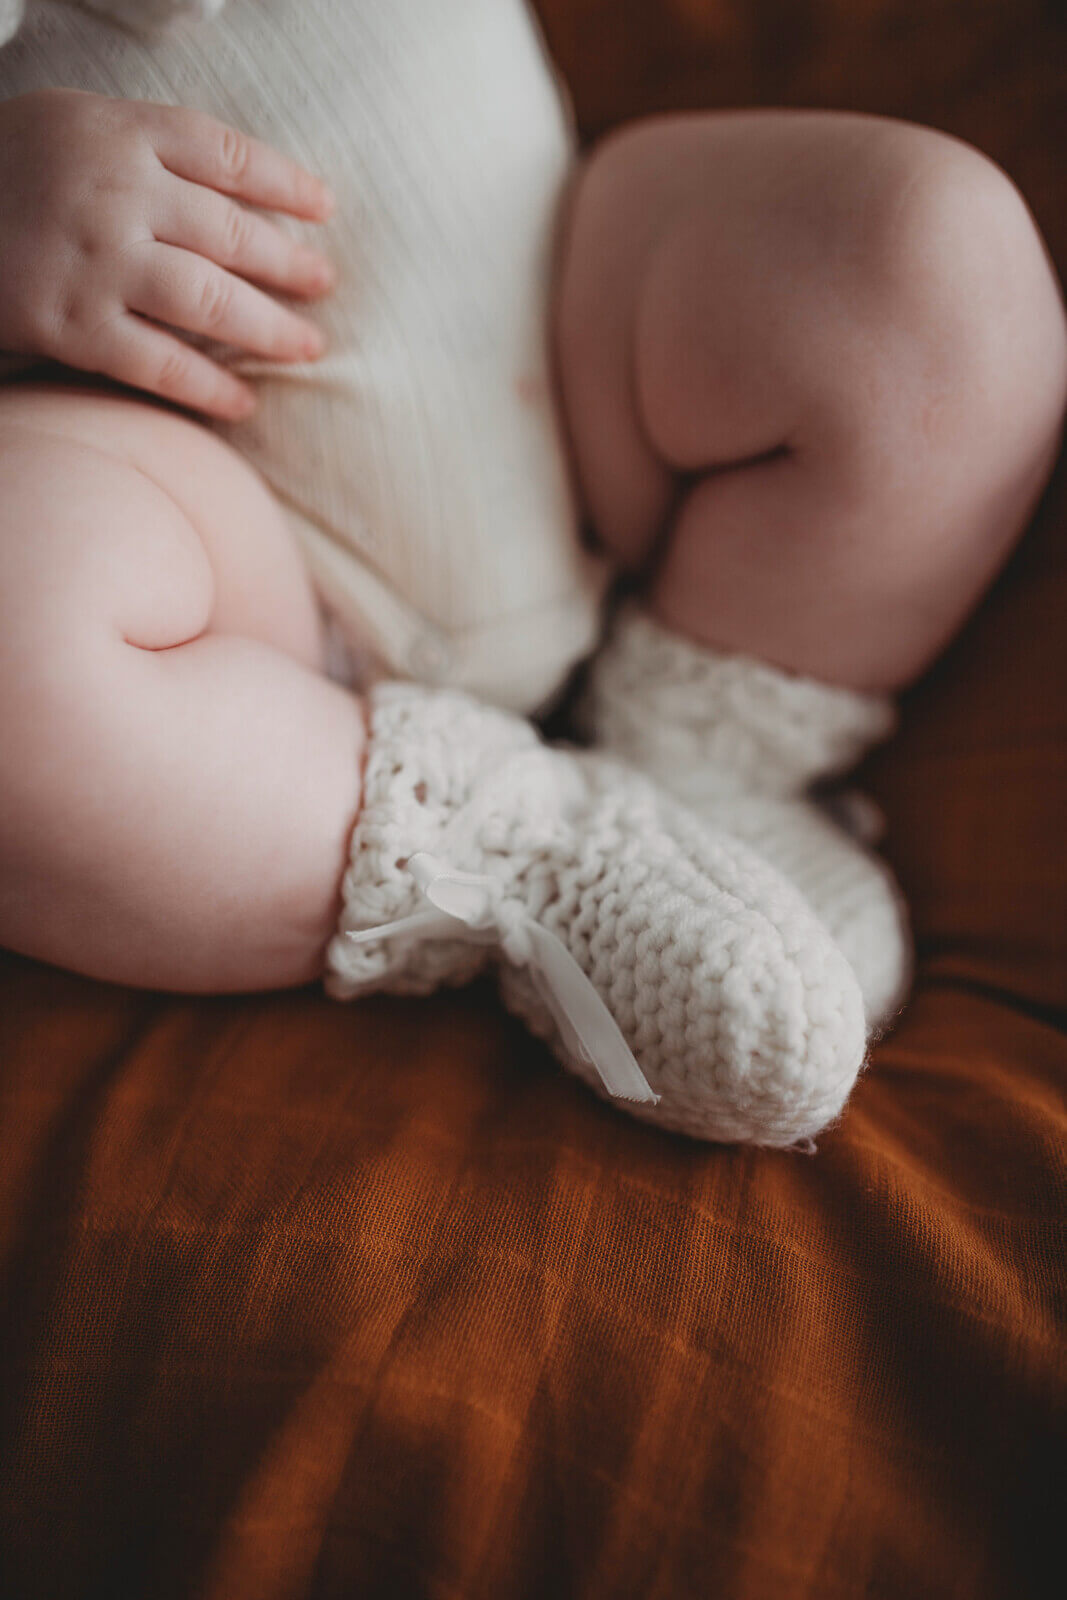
<box><xmin>579</xmin><ymin>606</ymin><xmax>913</xmax><ymax>1032</ymax></box>
<box><xmin>325</xmin><ymin>682</ymin><xmax>871</xmax><ymax>1146</ymax></box>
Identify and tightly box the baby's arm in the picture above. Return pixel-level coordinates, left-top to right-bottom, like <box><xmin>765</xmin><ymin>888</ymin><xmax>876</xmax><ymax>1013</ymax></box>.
<box><xmin>0</xmin><ymin>86</ymin><xmax>336</xmax><ymax>418</ymax></box>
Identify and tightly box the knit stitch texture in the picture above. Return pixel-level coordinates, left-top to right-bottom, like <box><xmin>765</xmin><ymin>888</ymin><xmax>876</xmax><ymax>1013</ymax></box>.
<box><xmin>580</xmin><ymin>606</ymin><xmax>913</xmax><ymax>1028</ymax></box>
<box><xmin>327</xmin><ymin>683</ymin><xmax>871</xmax><ymax>1146</ymax></box>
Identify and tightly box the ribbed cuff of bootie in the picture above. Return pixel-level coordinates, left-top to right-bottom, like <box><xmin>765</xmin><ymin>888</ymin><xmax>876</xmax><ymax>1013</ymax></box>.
<box><xmin>325</xmin><ymin>682</ymin><xmax>556</xmax><ymax>1000</ymax></box>
<box><xmin>581</xmin><ymin>604</ymin><xmax>897</xmax><ymax>804</ymax></box>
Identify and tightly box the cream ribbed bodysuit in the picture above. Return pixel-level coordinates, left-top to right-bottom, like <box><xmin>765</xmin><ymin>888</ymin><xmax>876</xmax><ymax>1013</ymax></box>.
<box><xmin>0</xmin><ymin>0</ymin><xmax>607</xmax><ymax>713</ymax></box>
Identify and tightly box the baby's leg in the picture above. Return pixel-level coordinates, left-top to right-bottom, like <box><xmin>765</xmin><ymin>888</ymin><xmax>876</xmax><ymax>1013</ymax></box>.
<box><xmin>0</xmin><ymin>385</ymin><xmax>365</xmax><ymax>992</ymax></box>
<box><xmin>555</xmin><ymin>111</ymin><xmax>1067</xmax><ymax>691</ymax></box>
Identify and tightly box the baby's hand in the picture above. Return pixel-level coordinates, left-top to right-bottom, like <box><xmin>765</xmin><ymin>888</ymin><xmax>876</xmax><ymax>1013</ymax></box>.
<box><xmin>0</xmin><ymin>88</ymin><xmax>336</xmax><ymax>419</ymax></box>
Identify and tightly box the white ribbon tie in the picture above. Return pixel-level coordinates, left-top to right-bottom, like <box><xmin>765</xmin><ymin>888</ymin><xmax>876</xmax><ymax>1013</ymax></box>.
<box><xmin>345</xmin><ymin>852</ymin><xmax>659</xmax><ymax>1106</ymax></box>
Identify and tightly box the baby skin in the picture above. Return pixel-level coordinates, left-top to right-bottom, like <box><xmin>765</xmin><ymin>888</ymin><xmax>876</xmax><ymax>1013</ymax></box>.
<box><xmin>1</xmin><ymin>92</ymin><xmax>1065</xmax><ymax>1138</ymax></box>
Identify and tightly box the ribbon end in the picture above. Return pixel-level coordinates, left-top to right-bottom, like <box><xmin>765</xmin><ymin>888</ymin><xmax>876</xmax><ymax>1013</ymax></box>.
<box><xmin>609</xmin><ymin>1085</ymin><xmax>661</xmax><ymax>1107</ymax></box>
<box><xmin>370</xmin><ymin>854</ymin><xmax>664</xmax><ymax>1112</ymax></box>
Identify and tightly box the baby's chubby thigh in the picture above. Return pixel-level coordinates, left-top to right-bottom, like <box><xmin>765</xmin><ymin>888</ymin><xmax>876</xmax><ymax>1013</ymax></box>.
<box><xmin>0</xmin><ymin>384</ymin><xmax>364</xmax><ymax>992</ymax></box>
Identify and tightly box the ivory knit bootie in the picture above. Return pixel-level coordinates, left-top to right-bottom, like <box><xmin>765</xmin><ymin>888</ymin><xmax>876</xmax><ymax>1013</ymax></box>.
<box><xmin>325</xmin><ymin>682</ymin><xmax>871</xmax><ymax>1146</ymax></box>
<box><xmin>579</xmin><ymin>606</ymin><xmax>913</xmax><ymax>1032</ymax></box>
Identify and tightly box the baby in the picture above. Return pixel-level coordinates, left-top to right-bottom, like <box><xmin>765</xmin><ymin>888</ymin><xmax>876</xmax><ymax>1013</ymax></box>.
<box><xmin>0</xmin><ymin>0</ymin><xmax>1064</xmax><ymax>1145</ymax></box>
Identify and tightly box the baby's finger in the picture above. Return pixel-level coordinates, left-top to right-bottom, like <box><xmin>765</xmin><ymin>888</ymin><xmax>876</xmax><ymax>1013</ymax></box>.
<box><xmin>141</xmin><ymin>102</ymin><xmax>334</xmax><ymax>220</ymax></box>
<box><xmin>91</xmin><ymin>315</ymin><xmax>257</xmax><ymax>420</ymax></box>
<box><xmin>156</xmin><ymin>177</ymin><xmax>334</xmax><ymax>298</ymax></box>
<box><xmin>128</xmin><ymin>243</ymin><xmax>325</xmax><ymax>362</ymax></box>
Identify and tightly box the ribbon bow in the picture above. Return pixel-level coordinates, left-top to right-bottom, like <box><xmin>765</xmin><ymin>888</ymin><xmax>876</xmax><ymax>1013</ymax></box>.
<box><xmin>345</xmin><ymin>852</ymin><xmax>659</xmax><ymax>1106</ymax></box>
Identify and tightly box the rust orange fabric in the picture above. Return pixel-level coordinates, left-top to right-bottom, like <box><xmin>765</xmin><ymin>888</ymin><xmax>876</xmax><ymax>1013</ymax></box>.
<box><xmin>1</xmin><ymin>3</ymin><xmax>1065</xmax><ymax>1596</ymax></box>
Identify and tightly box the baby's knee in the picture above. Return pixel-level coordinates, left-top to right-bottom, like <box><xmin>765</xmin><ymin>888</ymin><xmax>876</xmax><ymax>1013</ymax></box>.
<box><xmin>853</xmin><ymin>124</ymin><xmax>1067</xmax><ymax>470</ymax></box>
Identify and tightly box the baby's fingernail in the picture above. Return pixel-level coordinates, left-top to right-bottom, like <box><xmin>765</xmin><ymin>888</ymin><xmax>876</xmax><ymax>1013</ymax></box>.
<box><xmin>301</xmin><ymin>326</ymin><xmax>325</xmax><ymax>358</ymax></box>
<box><xmin>317</xmin><ymin>182</ymin><xmax>336</xmax><ymax>217</ymax></box>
